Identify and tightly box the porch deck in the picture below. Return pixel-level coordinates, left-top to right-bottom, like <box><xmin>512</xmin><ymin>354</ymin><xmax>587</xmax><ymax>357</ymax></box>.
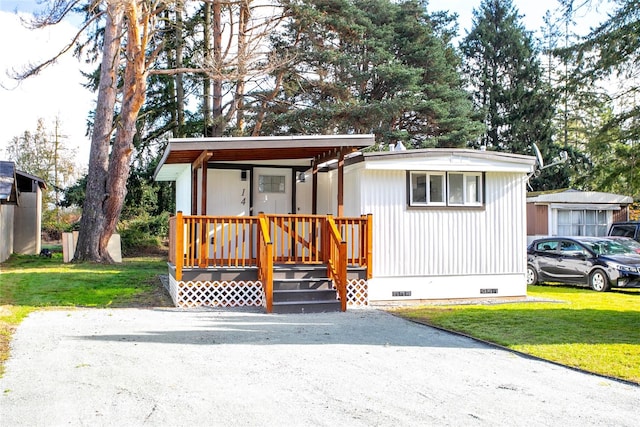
<box><xmin>167</xmin><ymin>213</ymin><xmax>372</xmax><ymax>312</ymax></box>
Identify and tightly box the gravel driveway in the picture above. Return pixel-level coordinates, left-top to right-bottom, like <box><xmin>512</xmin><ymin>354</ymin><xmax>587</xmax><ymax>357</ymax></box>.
<box><xmin>0</xmin><ymin>307</ymin><xmax>638</xmax><ymax>426</ymax></box>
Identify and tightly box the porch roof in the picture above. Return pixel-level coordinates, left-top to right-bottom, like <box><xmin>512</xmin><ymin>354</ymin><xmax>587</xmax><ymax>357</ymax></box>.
<box><xmin>154</xmin><ymin>135</ymin><xmax>375</xmax><ymax>181</ymax></box>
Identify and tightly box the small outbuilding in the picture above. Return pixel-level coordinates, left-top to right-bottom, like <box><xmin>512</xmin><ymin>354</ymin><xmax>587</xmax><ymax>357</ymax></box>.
<box><xmin>155</xmin><ymin>135</ymin><xmax>536</xmax><ymax>311</ymax></box>
<box><xmin>526</xmin><ymin>189</ymin><xmax>633</xmax><ymax>243</ymax></box>
<box><xmin>0</xmin><ymin>161</ymin><xmax>47</xmax><ymax>262</ymax></box>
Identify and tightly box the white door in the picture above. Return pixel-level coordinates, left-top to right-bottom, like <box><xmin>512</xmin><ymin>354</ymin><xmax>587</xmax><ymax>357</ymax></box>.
<box><xmin>253</xmin><ymin>167</ymin><xmax>292</xmax><ymax>214</ymax></box>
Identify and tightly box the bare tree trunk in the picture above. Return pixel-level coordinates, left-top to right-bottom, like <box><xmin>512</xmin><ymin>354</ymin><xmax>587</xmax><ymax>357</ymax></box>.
<box><xmin>203</xmin><ymin>2</ymin><xmax>212</xmax><ymax>136</ymax></box>
<box><xmin>175</xmin><ymin>3</ymin><xmax>185</xmax><ymax>137</ymax></box>
<box><xmin>232</xmin><ymin>1</ymin><xmax>248</xmax><ymax>135</ymax></box>
<box><xmin>74</xmin><ymin>0</ymin><xmax>124</xmax><ymax>262</ymax></box>
<box><xmin>212</xmin><ymin>0</ymin><xmax>223</xmax><ymax>137</ymax></box>
<box><xmin>100</xmin><ymin>0</ymin><xmax>149</xmax><ymax>258</ymax></box>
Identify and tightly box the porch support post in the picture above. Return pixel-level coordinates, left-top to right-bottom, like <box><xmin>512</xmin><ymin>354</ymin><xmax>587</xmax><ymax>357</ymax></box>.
<box><xmin>192</xmin><ymin>150</ymin><xmax>213</xmax><ymax>215</ymax></box>
<box><xmin>191</xmin><ymin>167</ymin><xmax>197</xmax><ymax>215</ymax></box>
<box><xmin>366</xmin><ymin>213</ymin><xmax>373</xmax><ymax>279</ymax></box>
<box><xmin>201</xmin><ymin>164</ymin><xmax>207</xmax><ymax>215</ymax></box>
<box><xmin>337</xmin><ymin>150</ymin><xmax>345</xmax><ymax>217</ymax></box>
<box><xmin>175</xmin><ymin>211</ymin><xmax>184</xmax><ymax>281</ymax></box>
<box><xmin>312</xmin><ymin>159</ymin><xmax>318</xmax><ymax>215</ymax></box>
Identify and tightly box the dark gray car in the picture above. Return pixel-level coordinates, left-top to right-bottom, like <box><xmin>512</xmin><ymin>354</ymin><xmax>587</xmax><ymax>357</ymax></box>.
<box><xmin>527</xmin><ymin>236</ymin><xmax>640</xmax><ymax>291</ymax></box>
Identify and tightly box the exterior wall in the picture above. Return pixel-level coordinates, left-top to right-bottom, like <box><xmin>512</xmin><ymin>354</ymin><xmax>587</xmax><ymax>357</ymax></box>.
<box><xmin>295</xmin><ymin>176</ymin><xmax>313</xmax><ymax>214</ymax></box>
<box><xmin>526</xmin><ymin>203</ymin><xmax>548</xmax><ymax>236</ymax></box>
<box><xmin>613</xmin><ymin>207</ymin><xmax>628</xmax><ymax>223</ymax></box>
<box><xmin>316</xmin><ymin>171</ymin><xmax>334</xmax><ymax>215</ymax></box>
<box><xmin>13</xmin><ymin>191</ymin><xmax>41</xmax><ymax>255</ymax></box>
<box><xmin>357</xmin><ymin>169</ymin><xmax>528</xmax><ymax>301</ymax></box>
<box><xmin>0</xmin><ymin>204</ymin><xmax>14</xmax><ymax>262</ymax></box>
<box><xmin>175</xmin><ymin>166</ymin><xmax>192</xmax><ymax>214</ymax></box>
<box><xmin>207</xmin><ymin>169</ymin><xmax>251</xmax><ymax>216</ymax></box>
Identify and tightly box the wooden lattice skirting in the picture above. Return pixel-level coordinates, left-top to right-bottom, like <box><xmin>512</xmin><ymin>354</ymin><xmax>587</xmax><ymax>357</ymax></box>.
<box><xmin>166</xmin><ymin>276</ymin><xmax>368</xmax><ymax>308</ymax></box>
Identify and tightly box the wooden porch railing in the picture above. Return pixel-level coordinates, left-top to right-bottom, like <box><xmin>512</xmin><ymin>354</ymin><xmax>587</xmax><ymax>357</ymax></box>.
<box><xmin>169</xmin><ymin>212</ymin><xmax>372</xmax><ymax>309</ymax></box>
<box><xmin>324</xmin><ymin>215</ymin><xmax>347</xmax><ymax>312</ymax></box>
<box><xmin>257</xmin><ymin>214</ymin><xmax>274</xmax><ymax>313</ymax></box>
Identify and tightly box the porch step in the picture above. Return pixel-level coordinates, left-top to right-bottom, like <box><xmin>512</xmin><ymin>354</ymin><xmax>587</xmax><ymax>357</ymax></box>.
<box><xmin>273</xmin><ymin>277</ymin><xmax>333</xmax><ymax>290</ymax></box>
<box><xmin>273</xmin><ymin>289</ymin><xmax>338</xmax><ymax>303</ymax></box>
<box><xmin>272</xmin><ymin>299</ymin><xmax>342</xmax><ymax>314</ymax></box>
<box><xmin>273</xmin><ymin>264</ymin><xmax>328</xmax><ymax>280</ymax></box>
<box><xmin>270</xmin><ymin>264</ymin><xmax>342</xmax><ymax>313</ymax></box>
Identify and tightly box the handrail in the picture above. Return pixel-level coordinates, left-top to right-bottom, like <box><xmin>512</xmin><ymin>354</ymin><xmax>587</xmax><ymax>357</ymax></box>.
<box><xmin>168</xmin><ymin>213</ymin><xmax>371</xmax><ymax>281</ymax></box>
<box><xmin>268</xmin><ymin>214</ymin><xmax>324</xmax><ymax>263</ymax></box>
<box><xmin>174</xmin><ymin>212</ymin><xmax>184</xmax><ymax>281</ymax></box>
<box><xmin>258</xmin><ymin>213</ymin><xmax>274</xmax><ymax>313</ymax></box>
<box><xmin>325</xmin><ymin>215</ymin><xmax>347</xmax><ymax>311</ymax></box>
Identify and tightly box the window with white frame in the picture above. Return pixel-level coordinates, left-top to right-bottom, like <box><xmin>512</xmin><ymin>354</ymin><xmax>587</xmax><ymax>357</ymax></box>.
<box><xmin>258</xmin><ymin>175</ymin><xmax>285</xmax><ymax>193</ymax></box>
<box><xmin>409</xmin><ymin>171</ymin><xmax>483</xmax><ymax>207</ymax></box>
<box><xmin>557</xmin><ymin>209</ymin><xmax>608</xmax><ymax>236</ymax></box>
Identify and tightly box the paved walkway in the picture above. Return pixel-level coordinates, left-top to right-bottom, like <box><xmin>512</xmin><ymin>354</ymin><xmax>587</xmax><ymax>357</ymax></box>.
<box><xmin>0</xmin><ymin>308</ymin><xmax>638</xmax><ymax>426</ymax></box>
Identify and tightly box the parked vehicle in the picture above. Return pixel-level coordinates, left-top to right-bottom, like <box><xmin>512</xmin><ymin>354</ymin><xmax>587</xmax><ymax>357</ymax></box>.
<box><xmin>526</xmin><ymin>236</ymin><xmax>640</xmax><ymax>291</ymax></box>
<box><xmin>608</xmin><ymin>222</ymin><xmax>640</xmax><ymax>242</ymax></box>
<box><xmin>607</xmin><ymin>236</ymin><xmax>640</xmax><ymax>254</ymax></box>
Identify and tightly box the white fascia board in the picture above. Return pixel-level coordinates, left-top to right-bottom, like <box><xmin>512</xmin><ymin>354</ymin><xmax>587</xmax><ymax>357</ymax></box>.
<box><xmin>155</xmin><ymin>164</ymin><xmax>190</xmax><ymax>181</ymax></box>
<box><xmin>363</xmin><ymin>156</ymin><xmax>534</xmax><ymax>173</ymax></box>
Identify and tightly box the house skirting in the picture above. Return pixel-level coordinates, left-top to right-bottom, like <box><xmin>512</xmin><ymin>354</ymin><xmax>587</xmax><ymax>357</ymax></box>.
<box><xmin>367</xmin><ymin>273</ymin><xmax>526</xmax><ymax>302</ymax></box>
<box><xmin>165</xmin><ymin>274</ymin><xmax>369</xmax><ymax>309</ymax></box>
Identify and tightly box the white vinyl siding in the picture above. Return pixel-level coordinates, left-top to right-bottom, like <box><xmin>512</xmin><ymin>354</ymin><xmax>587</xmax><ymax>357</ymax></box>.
<box><xmin>175</xmin><ymin>166</ymin><xmax>192</xmax><ymax>214</ymax></box>
<box><xmin>360</xmin><ymin>169</ymin><xmax>526</xmax><ymax>278</ymax></box>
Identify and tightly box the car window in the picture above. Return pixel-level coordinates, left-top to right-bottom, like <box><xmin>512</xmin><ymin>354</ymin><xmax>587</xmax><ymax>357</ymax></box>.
<box><xmin>560</xmin><ymin>241</ymin><xmax>587</xmax><ymax>257</ymax></box>
<box><xmin>582</xmin><ymin>239</ymin><xmax>629</xmax><ymax>255</ymax></box>
<box><xmin>610</xmin><ymin>225</ymin><xmax>636</xmax><ymax>238</ymax></box>
<box><xmin>535</xmin><ymin>241</ymin><xmax>558</xmax><ymax>252</ymax></box>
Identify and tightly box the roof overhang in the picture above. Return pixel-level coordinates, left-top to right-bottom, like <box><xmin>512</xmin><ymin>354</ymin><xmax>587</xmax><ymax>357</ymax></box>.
<box><xmin>527</xmin><ymin>190</ymin><xmax>633</xmax><ymax>205</ymax></box>
<box><xmin>154</xmin><ymin>134</ymin><xmax>375</xmax><ymax>181</ymax></box>
<box><xmin>349</xmin><ymin>148</ymin><xmax>536</xmax><ymax>173</ymax></box>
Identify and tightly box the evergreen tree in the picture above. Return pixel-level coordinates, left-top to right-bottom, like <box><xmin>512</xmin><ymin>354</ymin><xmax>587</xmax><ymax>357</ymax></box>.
<box><xmin>253</xmin><ymin>0</ymin><xmax>482</xmax><ymax>147</ymax></box>
<box><xmin>460</xmin><ymin>0</ymin><xmax>551</xmax><ymax>153</ymax></box>
<box><xmin>557</xmin><ymin>0</ymin><xmax>640</xmax><ymax>196</ymax></box>
<box><xmin>460</xmin><ymin>0</ymin><xmax>572</xmax><ymax>190</ymax></box>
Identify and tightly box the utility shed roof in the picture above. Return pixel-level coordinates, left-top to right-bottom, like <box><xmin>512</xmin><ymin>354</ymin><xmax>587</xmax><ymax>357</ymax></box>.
<box><xmin>527</xmin><ymin>189</ymin><xmax>633</xmax><ymax>205</ymax></box>
<box><xmin>154</xmin><ymin>134</ymin><xmax>376</xmax><ymax>181</ymax></box>
<box><xmin>0</xmin><ymin>161</ymin><xmax>17</xmax><ymax>203</ymax></box>
<box><xmin>0</xmin><ymin>161</ymin><xmax>47</xmax><ymax>204</ymax></box>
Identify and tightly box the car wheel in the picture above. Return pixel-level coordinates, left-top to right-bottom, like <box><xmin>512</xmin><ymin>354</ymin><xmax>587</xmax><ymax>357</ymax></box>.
<box><xmin>526</xmin><ymin>265</ymin><xmax>538</xmax><ymax>285</ymax></box>
<box><xmin>590</xmin><ymin>269</ymin><xmax>610</xmax><ymax>292</ymax></box>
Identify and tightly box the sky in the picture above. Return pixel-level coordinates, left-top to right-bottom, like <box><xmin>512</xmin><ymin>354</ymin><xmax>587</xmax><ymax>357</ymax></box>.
<box><xmin>0</xmin><ymin>0</ymin><xmax>611</xmax><ymax>171</ymax></box>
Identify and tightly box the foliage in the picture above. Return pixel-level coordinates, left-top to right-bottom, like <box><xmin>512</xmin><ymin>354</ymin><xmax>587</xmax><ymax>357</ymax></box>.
<box><xmin>117</xmin><ymin>213</ymin><xmax>170</xmax><ymax>256</ymax></box>
<box><xmin>5</xmin><ymin>117</ymin><xmax>80</xmax><ymax>222</ymax></box>
<box><xmin>254</xmin><ymin>0</ymin><xmax>483</xmax><ymax>147</ymax></box>
<box><xmin>393</xmin><ymin>284</ymin><xmax>640</xmax><ymax>383</ymax></box>
<box><xmin>555</xmin><ymin>0</ymin><xmax>640</xmax><ymax>196</ymax></box>
<box><xmin>460</xmin><ymin>0</ymin><xmax>575</xmax><ymax>190</ymax></box>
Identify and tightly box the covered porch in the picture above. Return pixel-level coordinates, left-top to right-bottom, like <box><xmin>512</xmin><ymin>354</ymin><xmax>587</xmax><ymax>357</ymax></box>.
<box><xmin>155</xmin><ymin>135</ymin><xmax>376</xmax><ymax>312</ymax></box>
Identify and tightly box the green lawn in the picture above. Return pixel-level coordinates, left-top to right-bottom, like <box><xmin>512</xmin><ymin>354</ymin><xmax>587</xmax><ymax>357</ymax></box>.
<box><xmin>2</xmin><ymin>255</ymin><xmax>639</xmax><ymax>384</ymax></box>
<box><xmin>393</xmin><ymin>285</ymin><xmax>640</xmax><ymax>384</ymax></box>
<box><xmin>0</xmin><ymin>253</ymin><xmax>169</xmax><ymax>376</ymax></box>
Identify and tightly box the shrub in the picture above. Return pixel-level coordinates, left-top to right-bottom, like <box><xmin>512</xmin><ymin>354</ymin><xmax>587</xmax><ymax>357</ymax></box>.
<box><xmin>117</xmin><ymin>213</ymin><xmax>170</xmax><ymax>256</ymax></box>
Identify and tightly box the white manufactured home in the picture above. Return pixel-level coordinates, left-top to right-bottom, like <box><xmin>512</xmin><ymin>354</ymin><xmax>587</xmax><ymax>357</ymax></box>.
<box><xmin>154</xmin><ymin>135</ymin><xmax>536</xmax><ymax>312</ymax></box>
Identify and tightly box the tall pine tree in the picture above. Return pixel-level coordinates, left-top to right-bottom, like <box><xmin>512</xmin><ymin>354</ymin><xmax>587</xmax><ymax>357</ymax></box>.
<box><xmin>253</xmin><ymin>0</ymin><xmax>482</xmax><ymax>147</ymax></box>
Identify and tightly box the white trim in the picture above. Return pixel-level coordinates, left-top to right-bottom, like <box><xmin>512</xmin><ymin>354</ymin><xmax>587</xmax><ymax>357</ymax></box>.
<box><xmin>549</xmin><ymin>203</ymin><xmax>621</xmax><ymax>211</ymax></box>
